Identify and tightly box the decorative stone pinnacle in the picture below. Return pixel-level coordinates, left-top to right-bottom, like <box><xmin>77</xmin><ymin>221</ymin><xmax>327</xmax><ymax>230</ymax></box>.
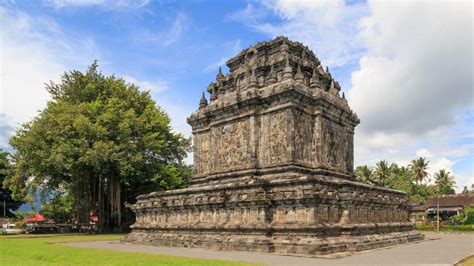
<box><xmin>283</xmin><ymin>57</ymin><xmax>293</xmax><ymax>80</ymax></box>
<box><xmin>249</xmin><ymin>69</ymin><xmax>258</xmax><ymax>88</ymax></box>
<box><xmin>329</xmin><ymin>80</ymin><xmax>338</xmax><ymax>95</ymax></box>
<box><xmin>342</xmin><ymin>92</ymin><xmax>346</xmax><ymax>99</ymax></box>
<box><xmin>295</xmin><ymin>64</ymin><xmax>304</xmax><ymax>83</ymax></box>
<box><xmin>199</xmin><ymin>92</ymin><xmax>208</xmax><ymax>109</ymax></box>
<box><xmin>281</xmin><ymin>41</ymin><xmax>289</xmax><ymax>52</ymax></box>
<box><xmin>216</xmin><ymin>67</ymin><xmax>224</xmax><ymax>81</ymax></box>
<box><xmin>267</xmin><ymin>64</ymin><xmax>277</xmax><ymax>85</ymax></box>
<box><xmin>309</xmin><ymin>68</ymin><xmax>320</xmax><ymax>89</ymax></box>
<box><xmin>326</xmin><ymin>66</ymin><xmax>329</xmax><ymax>73</ymax></box>
<box><xmin>209</xmin><ymin>83</ymin><xmax>217</xmax><ymax>101</ymax></box>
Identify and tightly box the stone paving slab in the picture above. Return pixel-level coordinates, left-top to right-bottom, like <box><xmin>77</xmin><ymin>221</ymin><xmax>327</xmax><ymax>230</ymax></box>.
<box><xmin>63</xmin><ymin>232</ymin><xmax>474</xmax><ymax>265</ymax></box>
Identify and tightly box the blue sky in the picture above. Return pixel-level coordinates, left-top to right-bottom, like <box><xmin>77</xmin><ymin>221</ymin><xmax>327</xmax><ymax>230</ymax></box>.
<box><xmin>1</xmin><ymin>0</ymin><xmax>472</xmax><ymax>191</ymax></box>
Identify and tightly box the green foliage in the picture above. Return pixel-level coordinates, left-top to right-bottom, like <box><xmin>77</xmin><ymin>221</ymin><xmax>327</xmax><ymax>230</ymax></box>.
<box><xmin>6</xmin><ymin>62</ymin><xmax>191</xmax><ymax>231</ymax></box>
<box><xmin>0</xmin><ymin>151</ymin><xmax>23</xmax><ymax>218</ymax></box>
<box><xmin>355</xmin><ymin>165</ymin><xmax>374</xmax><ymax>184</ymax></box>
<box><xmin>409</xmin><ymin>157</ymin><xmax>429</xmax><ymax>184</ymax></box>
<box><xmin>40</xmin><ymin>192</ymin><xmax>73</xmax><ymax>223</ymax></box>
<box><xmin>465</xmin><ymin>206</ymin><xmax>474</xmax><ymax>225</ymax></box>
<box><xmin>450</xmin><ymin>212</ymin><xmax>467</xmax><ymax>225</ymax></box>
<box><xmin>372</xmin><ymin>160</ymin><xmax>390</xmax><ymax>187</ymax></box>
<box><xmin>11</xmin><ymin>210</ymin><xmax>35</xmax><ymax>223</ymax></box>
<box><xmin>434</xmin><ymin>169</ymin><xmax>456</xmax><ymax>195</ymax></box>
<box><xmin>415</xmin><ymin>224</ymin><xmax>474</xmax><ymax>232</ymax></box>
<box><xmin>154</xmin><ymin>164</ymin><xmax>193</xmax><ymax>190</ymax></box>
<box><xmin>355</xmin><ymin>157</ymin><xmax>456</xmax><ymax>203</ymax></box>
<box><xmin>448</xmin><ymin>206</ymin><xmax>474</xmax><ymax>225</ymax></box>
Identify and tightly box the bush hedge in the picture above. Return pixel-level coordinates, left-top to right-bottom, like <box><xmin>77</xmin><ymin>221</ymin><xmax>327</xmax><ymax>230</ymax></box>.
<box><xmin>415</xmin><ymin>224</ymin><xmax>474</xmax><ymax>232</ymax></box>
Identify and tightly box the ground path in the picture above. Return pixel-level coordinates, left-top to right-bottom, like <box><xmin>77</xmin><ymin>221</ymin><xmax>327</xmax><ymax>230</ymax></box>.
<box><xmin>64</xmin><ymin>232</ymin><xmax>473</xmax><ymax>265</ymax></box>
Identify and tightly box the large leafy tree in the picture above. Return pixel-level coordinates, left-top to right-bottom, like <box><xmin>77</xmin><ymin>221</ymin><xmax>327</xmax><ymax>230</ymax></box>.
<box><xmin>434</xmin><ymin>169</ymin><xmax>456</xmax><ymax>195</ymax></box>
<box><xmin>409</xmin><ymin>157</ymin><xmax>430</xmax><ymax>184</ymax></box>
<box><xmin>0</xmin><ymin>151</ymin><xmax>23</xmax><ymax>218</ymax></box>
<box><xmin>6</xmin><ymin>63</ymin><xmax>191</xmax><ymax>231</ymax></box>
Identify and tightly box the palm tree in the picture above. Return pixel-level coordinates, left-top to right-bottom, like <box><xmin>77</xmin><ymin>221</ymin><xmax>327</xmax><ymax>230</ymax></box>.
<box><xmin>409</xmin><ymin>157</ymin><xmax>430</xmax><ymax>184</ymax></box>
<box><xmin>434</xmin><ymin>169</ymin><xmax>456</xmax><ymax>194</ymax></box>
<box><xmin>355</xmin><ymin>165</ymin><xmax>374</xmax><ymax>184</ymax></box>
<box><xmin>373</xmin><ymin>160</ymin><xmax>390</xmax><ymax>187</ymax></box>
<box><xmin>433</xmin><ymin>169</ymin><xmax>456</xmax><ymax>231</ymax></box>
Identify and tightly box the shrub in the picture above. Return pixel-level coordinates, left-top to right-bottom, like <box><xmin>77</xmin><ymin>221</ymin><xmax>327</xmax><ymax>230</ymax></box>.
<box><xmin>415</xmin><ymin>224</ymin><xmax>474</xmax><ymax>231</ymax></box>
<box><xmin>465</xmin><ymin>206</ymin><xmax>474</xmax><ymax>225</ymax></box>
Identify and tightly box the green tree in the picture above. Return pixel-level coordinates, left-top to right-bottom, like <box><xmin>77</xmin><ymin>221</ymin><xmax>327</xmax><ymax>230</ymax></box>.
<box><xmin>0</xmin><ymin>150</ymin><xmax>23</xmax><ymax>218</ymax></box>
<box><xmin>461</xmin><ymin>186</ymin><xmax>469</xmax><ymax>194</ymax></box>
<box><xmin>386</xmin><ymin>165</ymin><xmax>415</xmax><ymax>196</ymax></box>
<box><xmin>355</xmin><ymin>159</ymin><xmax>438</xmax><ymax>203</ymax></box>
<box><xmin>355</xmin><ymin>165</ymin><xmax>374</xmax><ymax>184</ymax></box>
<box><xmin>434</xmin><ymin>169</ymin><xmax>456</xmax><ymax>195</ymax></box>
<box><xmin>6</xmin><ymin>63</ymin><xmax>191</xmax><ymax>231</ymax></box>
<box><xmin>409</xmin><ymin>157</ymin><xmax>430</xmax><ymax>184</ymax></box>
<box><xmin>372</xmin><ymin>160</ymin><xmax>390</xmax><ymax>187</ymax></box>
<box><xmin>40</xmin><ymin>192</ymin><xmax>73</xmax><ymax>223</ymax></box>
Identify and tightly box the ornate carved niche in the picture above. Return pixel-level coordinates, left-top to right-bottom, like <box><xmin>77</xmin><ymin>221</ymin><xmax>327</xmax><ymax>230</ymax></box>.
<box><xmin>193</xmin><ymin>132</ymin><xmax>210</xmax><ymax>176</ymax></box>
<box><xmin>294</xmin><ymin>110</ymin><xmax>313</xmax><ymax>166</ymax></box>
<box><xmin>210</xmin><ymin>119</ymin><xmax>252</xmax><ymax>173</ymax></box>
<box><xmin>319</xmin><ymin>117</ymin><xmax>352</xmax><ymax>173</ymax></box>
<box><xmin>258</xmin><ymin>110</ymin><xmax>289</xmax><ymax>167</ymax></box>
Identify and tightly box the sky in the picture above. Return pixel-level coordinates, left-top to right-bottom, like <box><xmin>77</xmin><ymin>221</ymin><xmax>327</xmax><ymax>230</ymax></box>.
<box><xmin>0</xmin><ymin>0</ymin><xmax>473</xmax><ymax>192</ymax></box>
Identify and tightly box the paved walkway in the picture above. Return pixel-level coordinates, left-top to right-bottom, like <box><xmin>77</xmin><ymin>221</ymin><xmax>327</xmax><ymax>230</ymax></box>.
<box><xmin>64</xmin><ymin>232</ymin><xmax>473</xmax><ymax>265</ymax></box>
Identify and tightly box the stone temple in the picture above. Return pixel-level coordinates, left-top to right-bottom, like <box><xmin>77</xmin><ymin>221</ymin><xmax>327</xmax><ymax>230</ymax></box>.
<box><xmin>124</xmin><ymin>37</ymin><xmax>423</xmax><ymax>256</ymax></box>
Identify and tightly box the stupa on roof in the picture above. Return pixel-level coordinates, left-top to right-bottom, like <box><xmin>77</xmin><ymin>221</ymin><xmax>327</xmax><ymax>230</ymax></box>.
<box><xmin>124</xmin><ymin>36</ymin><xmax>423</xmax><ymax>256</ymax></box>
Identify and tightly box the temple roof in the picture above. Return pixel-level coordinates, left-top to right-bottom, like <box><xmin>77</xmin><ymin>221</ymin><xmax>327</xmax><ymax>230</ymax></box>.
<box><xmin>426</xmin><ymin>194</ymin><xmax>474</xmax><ymax>208</ymax></box>
<box><xmin>190</xmin><ymin>36</ymin><xmax>358</xmax><ymax>124</ymax></box>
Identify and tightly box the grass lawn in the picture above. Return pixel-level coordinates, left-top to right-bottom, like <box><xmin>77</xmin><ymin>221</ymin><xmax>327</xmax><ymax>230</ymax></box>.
<box><xmin>0</xmin><ymin>234</ymin><xmax>258</xmax><ymax>265</ymax></box>
<box><xmin>456</xmin><ymin>255</ymin><xmax>474</xmax><ymax>266</ymax></box>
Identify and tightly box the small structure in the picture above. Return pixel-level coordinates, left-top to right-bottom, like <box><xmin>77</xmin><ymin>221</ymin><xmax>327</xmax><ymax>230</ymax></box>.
<box><xmin>25</xmin><ymin>213</ymin><xmax>57</xmax><ymax>233</ymax></box>
<box><xmin>426</xmin><ymin>194</ymin><xmax>474</xmax><ymax>220</ymax></box>
<box><xmin>0</xmin><ymin>218</ymin><xmax>16</xmax><ymax>229</ymax></box>
<box><xmin>125</xmin><ymin>36</ymin><xmax>423</xmax><ymax>256</ymax></box>
<box><xmin>26</xmin><ymin>213</ymin><xmax>46</xmax><ymax>223</ymax></box>
<box><xmin>410</xmin><ymin>203</ymin><xmax>427</xmax><ymax>225</ymax></box>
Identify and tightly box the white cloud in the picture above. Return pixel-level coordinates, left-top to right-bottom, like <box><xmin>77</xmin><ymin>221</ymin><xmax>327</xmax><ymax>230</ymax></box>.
<box><xmin>349</xmin><ymin>1</ymin><xmax>473</xmax><ymax>136</ymax></box>
<box><xmin>122</xmin><ymin>75</ymin><xmax>168</xmax><ymax>94</ymax></box>
<box><xmin>416</xmin><ymin>149</ymin><xmax>434</xmax><ymax>159</ymax></box>
<box><xmin>225</xmin><ymin>3</ymin><xmax>267</xmax><ymax>25</ymax></box>
<box><xmin>138</xmin><ymin>12</ymin><xmax>188</xmax><ymax>47</ymax></box>
<box><xmin>0</xmin><ymin>8</ymin><xmax>64</xmax><ymax>126</ymax></box>
<box><xmin>429</xmin><ymin>157</ymin><xmax>454</xmax><ymax>175</ymax></box>
<box><xmin>43</xmin><ymin>0</ymin><xmax>149</xmax><ymax>9</ymax></box>
<box><xmin>350</xmin><ymin>1</ymin><xmax>473</xmax><ymax>191</ymax></box>
<box><xmin>228</xmin><ymin>0</ymin><xmax>367</xmax><ymax>67</ymax></box>
<box><xmin>0</xmin><ymin>7</ymin><xmax>191</xmax><ymax>152</ymax></box>
<box><xmin>203</xmin><ymin>39</ymin><xmax>242</xmax><ymax>73</ymax></box>
<box><xmin>0</xmin><ymin>7</ymin><xmax>101</xmax><ymax>149</ymax></box>
<box><xmin>161</xmin><ymin>12</ymin><xmax>187</xmax><ymax>46</ymax></box>
<box><xmin>240</xmin><ymin>1</ymin><xmax>473</xmax><ymax>191</ymax></box>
